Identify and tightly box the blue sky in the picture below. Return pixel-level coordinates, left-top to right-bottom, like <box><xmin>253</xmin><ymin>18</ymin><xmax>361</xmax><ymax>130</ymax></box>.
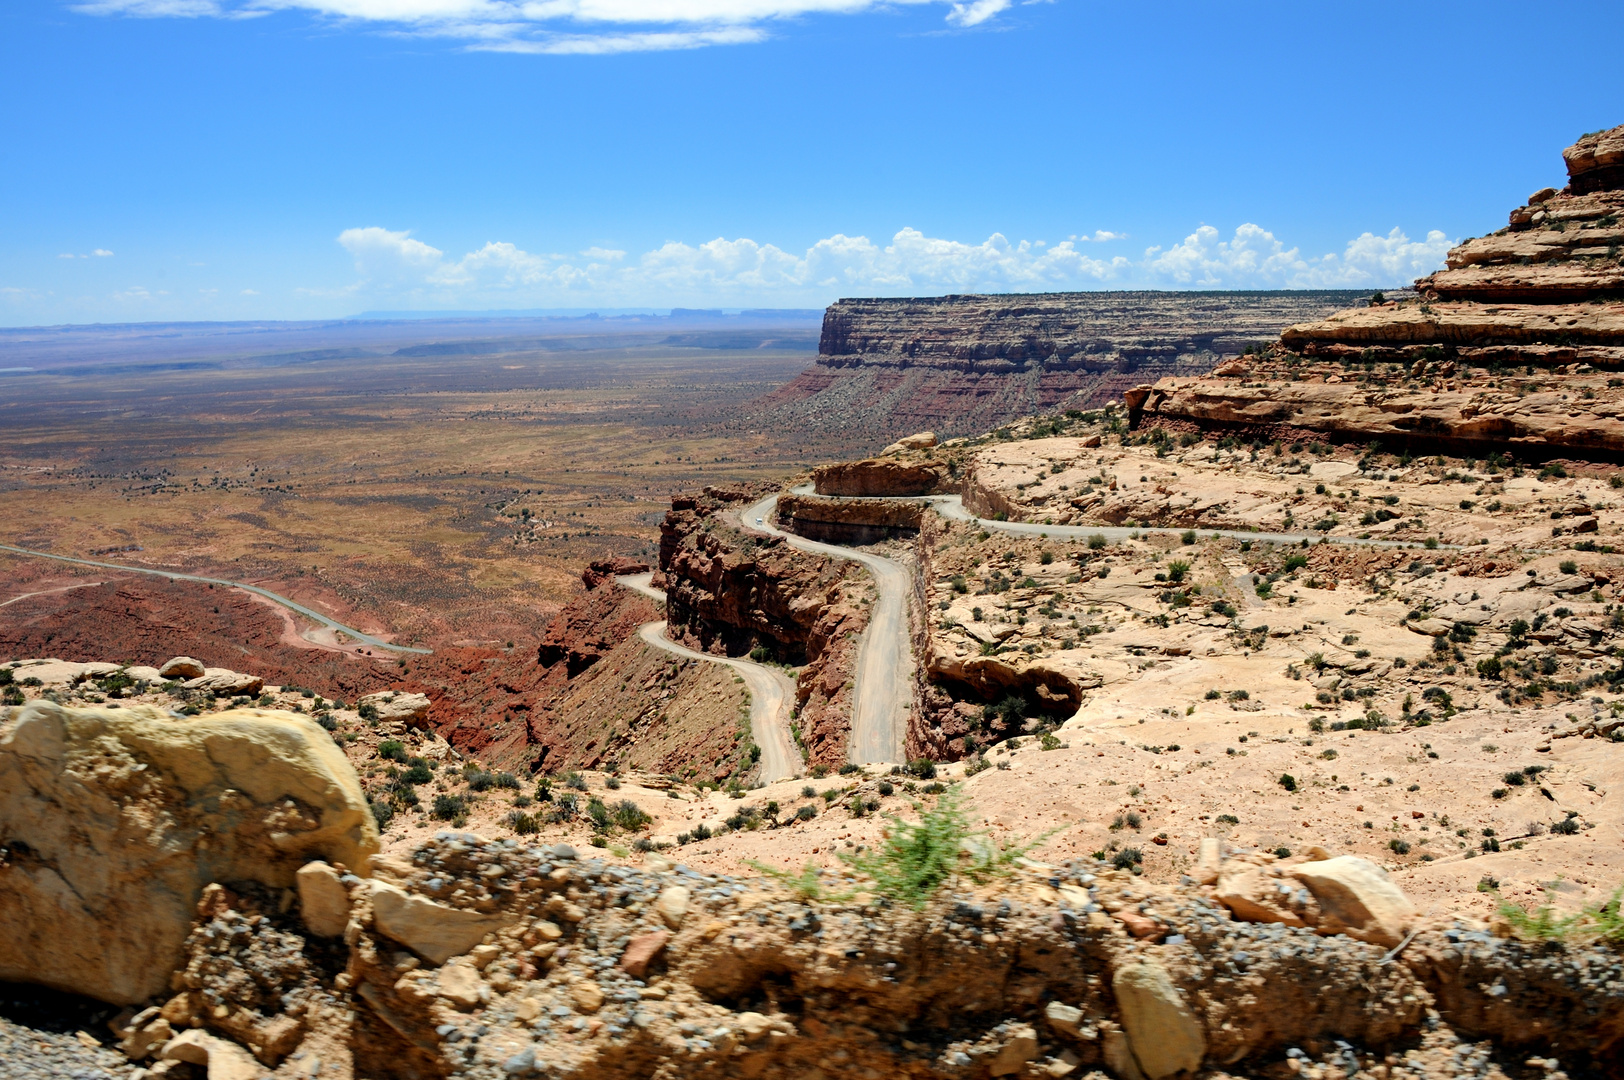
<box><xmin>2</xmin><ymin>0</ymin><xmax>1620</xmax><ymax>325</ymax></box>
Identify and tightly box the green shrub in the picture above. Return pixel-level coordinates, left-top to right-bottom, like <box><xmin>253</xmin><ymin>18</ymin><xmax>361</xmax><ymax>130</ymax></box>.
<box><xmin>368</xmin><ymin>797</ymin><xmax>395</xmax><ymax>830</ymax></box>
<box><xmin>378</xmin><ymin>740</ymin><xmax>407</xmax><ymax>762</ymax></box>
<box><xmin>1278</xmin><ymin>773</ymin><xmax>1297</xmax><ymax>792</ymax></box>
<box><xmin>839</xmin><ymin>788</ymin><xmax>1056</xmax><ymax>908</ymax></box>
<box><xmin>906</xmin><ymin>758</ymin><xmax>937</xmax><ymax>780</ymax></box>
<box><xmin>1166</xmin><ymin>560</ymin><xmax>1190</xmax><ymax>583</ymax></box>
<box><xmin>1111</xmin><ymin>847</ymin><xmax>1143</xmax><ymax>871</ymax></box>
<box><xmin>432</xmin><ymin>794</ymin><xmax>468</xmax><ymax>822</ymax></box>
<box><xmin>612</xmin><ymin>799</ymin><xmax>651</xmax><ymax>830</ymax></box>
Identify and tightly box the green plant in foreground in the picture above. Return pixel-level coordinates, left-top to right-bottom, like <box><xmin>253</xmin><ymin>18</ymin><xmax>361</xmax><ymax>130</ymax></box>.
<box><xmin>750</xmin><ymin>787</ymin><xmax>1058</xmax><ymax>909</ymax></box>
<box><xmin>843</xmin><ymin>787</ymin><xmax>1061</xmax><ymax>908</ymax></box>
<box><xmin>1495</xmin><ymin>886</ymin><xmax>1624</xmax><ymax>943</ymax></box>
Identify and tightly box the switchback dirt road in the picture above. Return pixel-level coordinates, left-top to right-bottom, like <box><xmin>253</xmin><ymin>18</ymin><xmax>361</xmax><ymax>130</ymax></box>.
<box><xmin>617</xmin><ymin>573</ymin><xmax>802</xmax><ymax>783</ymax></box>
<box><xmin>741</xmin><ymin>496</ymin><xmax>912</xmax><ymax>766</ymax></box>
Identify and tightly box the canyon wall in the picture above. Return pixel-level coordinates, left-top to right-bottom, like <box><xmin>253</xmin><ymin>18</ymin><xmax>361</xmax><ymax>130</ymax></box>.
<box><xmin>749</xmin><ymin>291</ymin><xmax>1368</xmax><ymax>449</ymax></box>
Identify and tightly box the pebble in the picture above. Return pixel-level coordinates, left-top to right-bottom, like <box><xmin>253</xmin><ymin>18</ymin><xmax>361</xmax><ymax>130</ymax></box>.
<box><xmin>0</xmin><ymin>1012</ymin><xmax>139</xmax><ymax>1080</ymax></box>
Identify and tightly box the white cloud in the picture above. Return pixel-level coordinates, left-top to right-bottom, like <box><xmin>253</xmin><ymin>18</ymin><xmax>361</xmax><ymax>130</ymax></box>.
<box><xmin>113</xmin><ymin>286</ymin><xmax>169</xmax><ymax>302</ymax></box>
<box><xmin>327</xmin><ymin>220</ymin><xmax>1446</xmax><ymax>306</ymax></box>
<box><xmin>241</xmin><ymin>288</ymin><xmax>260</xmax><ymax>295</ymax></box>
<box><xmin>338</xmin><ymin>226</ymin><xmax>446</xmax><ymax>280</ymax></box>
<box><xmin>93</xmin><ymin>249</ymin><xmax>115</xmax><ymax>257</ymax></box>
<box><xmin>58</xmin><ymin>253</ymin><xmax>76</xmax><ymax>260</ymax></box>
<box><xmin>946</xmin><ymin>0</ymin><xmax>1007</xmax><ymax>26</ymax></box>
<box><xmin>1141</xmin><ymin>223</ymin><xmax>1453</xmax><ymax>289</ymax></box>
<box><xmin>74</xmin><ymin>0</ymin><xmax>1004</xmax><ymax>53</ymax></box>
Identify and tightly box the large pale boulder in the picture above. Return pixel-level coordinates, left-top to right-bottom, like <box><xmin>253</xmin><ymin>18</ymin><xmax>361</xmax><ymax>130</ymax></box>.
<box><xmin>1113</xmin><ymin>961</ymin><xmax>1205</xmax><ymax>1079</ymax></box>
<box><xmin>370</xmin><ymin>881</ymin><xmax>511</xmax><ymax>965</ymax></box>
<box><xmin>296</xmin><ymin>860</ymin><xmax>353</xmax><ymax>938</ymax></box>
<box><xmin>5</xmin><ymin>659</ymin><xmax>88</xmax><ymax>686</ymax></box>
<box><xmin>160</xmin><ymin>656</ymin><xmax>207</xmax><ymax>680</ymax></box>
<box><xmin>357</xmin><ymin>691</ymin><xmax>433</xmax><ymax>728</ymax></box>
<box><xmin>1289</xmin><ymin>855</ymin><xmax>1415</xmax><ymax>947</ymax></box>
<box><xmin>184</xmin><ymin>669</ymin><xmax>265</xmax><ymax>697</ymax></box>
<box><xmin>0</xmin><ymin>702</ymin><xmax>377</xmax><ymax>1004</ymax></box>
<box><xmin>159</xmin><ymin>1029</ymin><xmax>261</xmax><ymax>1080</ymax></box>
<box><xmin>881</xmin><ymin>431</ymin><xmax>937</xmax><ymax>454</ymax></box>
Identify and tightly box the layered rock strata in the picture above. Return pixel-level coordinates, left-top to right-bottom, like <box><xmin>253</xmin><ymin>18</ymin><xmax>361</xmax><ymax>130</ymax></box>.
<box><xmin>78</xmin><ymin>831</ymin><xmax>1624</xmax><ymax>1080</ymax></box>
<box><xmin>751</xmin><ymin>291</ymin><xmax>1368</xmax><ymax>447</ymax></box>
<box><xmin>776</xmin><ymin>491</ymin><xmax>925</xmax><ymax>544</ymax></box>
<box><xmin>1135</xmin><ymin>124</ymin><xmax>1624</xmax><ymax>458</ymax></box>
<box><xmin>811</xmin><ymin>456</ymin><xmax>950</xmax><ymax>497</ymax></box>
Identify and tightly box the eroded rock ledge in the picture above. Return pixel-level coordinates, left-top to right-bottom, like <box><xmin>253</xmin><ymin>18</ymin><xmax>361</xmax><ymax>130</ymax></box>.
<box><xmin>1133</xmin><ymin>122</ymin><xmax>1624</xmax><ymax>459</ymax></box>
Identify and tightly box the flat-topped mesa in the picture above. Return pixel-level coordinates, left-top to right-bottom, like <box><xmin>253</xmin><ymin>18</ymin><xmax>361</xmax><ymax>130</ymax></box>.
<box><xmin>749</xmin><ymin>291</ymin><xmax>1365</xmax><ymax>447</ymax></box>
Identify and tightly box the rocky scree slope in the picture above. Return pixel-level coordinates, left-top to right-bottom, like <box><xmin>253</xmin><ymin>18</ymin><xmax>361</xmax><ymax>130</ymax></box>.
<box><xmin>4</xmin><ymin>716</ymin><xmax>1624</xmax><ymax>1080</ymax></box>
<box><xmin>658</xmin><ymin>484</ymin><xmax>870</xmax><ymax>770</ymax></box>
<box><xmin>750</xmin><ymin>291</ymin><xmax>1367</xmax><ymax>448</ymax></box>
<box><xmin>1134</xmin><ymin>123</ymin><xmax>1624</xmax><ymax>458</ymax></box>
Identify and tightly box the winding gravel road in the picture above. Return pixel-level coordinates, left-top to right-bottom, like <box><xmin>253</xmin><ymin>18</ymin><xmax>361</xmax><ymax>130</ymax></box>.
<box><xmin>741</xmin><ymin>495</ymin><xmax>912</xmax><ymax>766</ymax></box>
<box><xmin>615</xmin><ymin>573</ymin><xmax>802</xmax><ymax>782</ymax></box>
<box><xmin>0</xmin><ymin>541</ymin><xmax>433</xmax><ymax>655</ymax></box>
<box><xmin>786</xmin><ymin>486</ymin><xmax>1451</xmax><ymax>552</ymax></box>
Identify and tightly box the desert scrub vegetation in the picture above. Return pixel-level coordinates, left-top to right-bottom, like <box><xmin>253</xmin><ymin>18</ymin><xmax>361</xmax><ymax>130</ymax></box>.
<box><xmin>758</xmin><ymin>787</ymin><xmax>1061</xmax><ymax>909</ymax></box>
<box><xmin>1495</xmin><ymin>886</ymin><xmax>1624</xmax><ymax>944</ymax></box>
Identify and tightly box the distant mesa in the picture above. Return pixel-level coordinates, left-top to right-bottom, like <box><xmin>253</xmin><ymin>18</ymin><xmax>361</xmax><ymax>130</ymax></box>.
<box><xmin>749</xmin><ymin>290</ymin><xmax>1372</xmax><ymax>450</ymax></box>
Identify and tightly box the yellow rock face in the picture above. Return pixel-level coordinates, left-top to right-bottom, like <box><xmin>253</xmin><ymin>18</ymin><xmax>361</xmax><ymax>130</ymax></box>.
<box><xmin>0</xmin><ymin>702</ymin><xmax>377</xmax><ymax>1004</ymax></box>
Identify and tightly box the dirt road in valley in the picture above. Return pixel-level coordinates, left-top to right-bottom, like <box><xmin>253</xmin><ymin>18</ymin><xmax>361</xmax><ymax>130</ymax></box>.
<box><xmin>0</xmin><ymin>542</ymin><xmax>432</xmax><ymax>655</ymax></box>
<box><xmin>616</xmin><ymin>574</ymin><xmax>803</xmax><ymax>783</ymax></box>
<box><xmin>741</xmin><ymin>496</ymin><xmax>912</xmax><ymax>767</ymax></box>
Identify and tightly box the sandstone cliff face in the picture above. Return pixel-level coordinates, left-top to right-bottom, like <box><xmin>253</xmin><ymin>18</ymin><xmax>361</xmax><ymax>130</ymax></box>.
<box><xmin>750</xmin><ymin>291</ymin><xmax>1367</xmax><ymax>447</ymax></box>
<box><xmin>659</xmin><ymin>487</ymin><xmax>867</xmax><ymax>768</ymax></box>
<box><xmin>1137</xmin><ymin>123</ymin><xmax>1624</xmax><ymax>458</ymax></box>
<box><xmin>811</xmin><ymin>457</ymin><xmax>949</xmax><ymax>497</ymax></box>
<box><xmin>776</xmin><ymin>491</ymin><xmax>925</xmax><ymax>545</ymax></box>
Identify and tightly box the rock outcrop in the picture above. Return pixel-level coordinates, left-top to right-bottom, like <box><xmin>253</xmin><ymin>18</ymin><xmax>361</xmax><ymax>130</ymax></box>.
<box><xmin>357</xmin><ymin>689</ymin><xmax>432</xmax><ymax>727</ymax></box>
<box><xmin>776</xmin><ymin>491</ymin><xmax>925</xmax><ymax>544</ymax></box>
<box><xmin>0</xmin><ymin>702</ymin><xmax>376</xmax><ymax>1004</ymax></box>
<box><xmin>1135</xmin><ymin>123</ymin><xmax>1624</xmax><ymax>459</ymax></box>
<box><xmin>750</xmin><ymin>291</ymin><xmax>1370</xmax><ymax>447</ymax></box>
<box><xmin>812</xmin><ymin>457</ymin><xmax>949</xmax><ymax>497</ymax></box>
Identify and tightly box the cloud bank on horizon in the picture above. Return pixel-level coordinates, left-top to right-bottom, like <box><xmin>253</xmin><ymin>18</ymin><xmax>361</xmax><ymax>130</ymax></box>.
<box><xmin>74</xmin><ymin>0</ymin><xmax>1017</xmax><ymax>53</ymax></box>
<box><xmin>331</xmin><ymin>222</ymin><xmax>1453</xmax><ymax>307</ymax></box>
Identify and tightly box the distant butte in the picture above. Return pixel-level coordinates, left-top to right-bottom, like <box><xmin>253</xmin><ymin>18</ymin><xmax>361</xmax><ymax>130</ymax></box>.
<box><xmin>750</xmin><ymin>289</ymin><xmax>1369</xmax><ymax>448</ymax></box>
